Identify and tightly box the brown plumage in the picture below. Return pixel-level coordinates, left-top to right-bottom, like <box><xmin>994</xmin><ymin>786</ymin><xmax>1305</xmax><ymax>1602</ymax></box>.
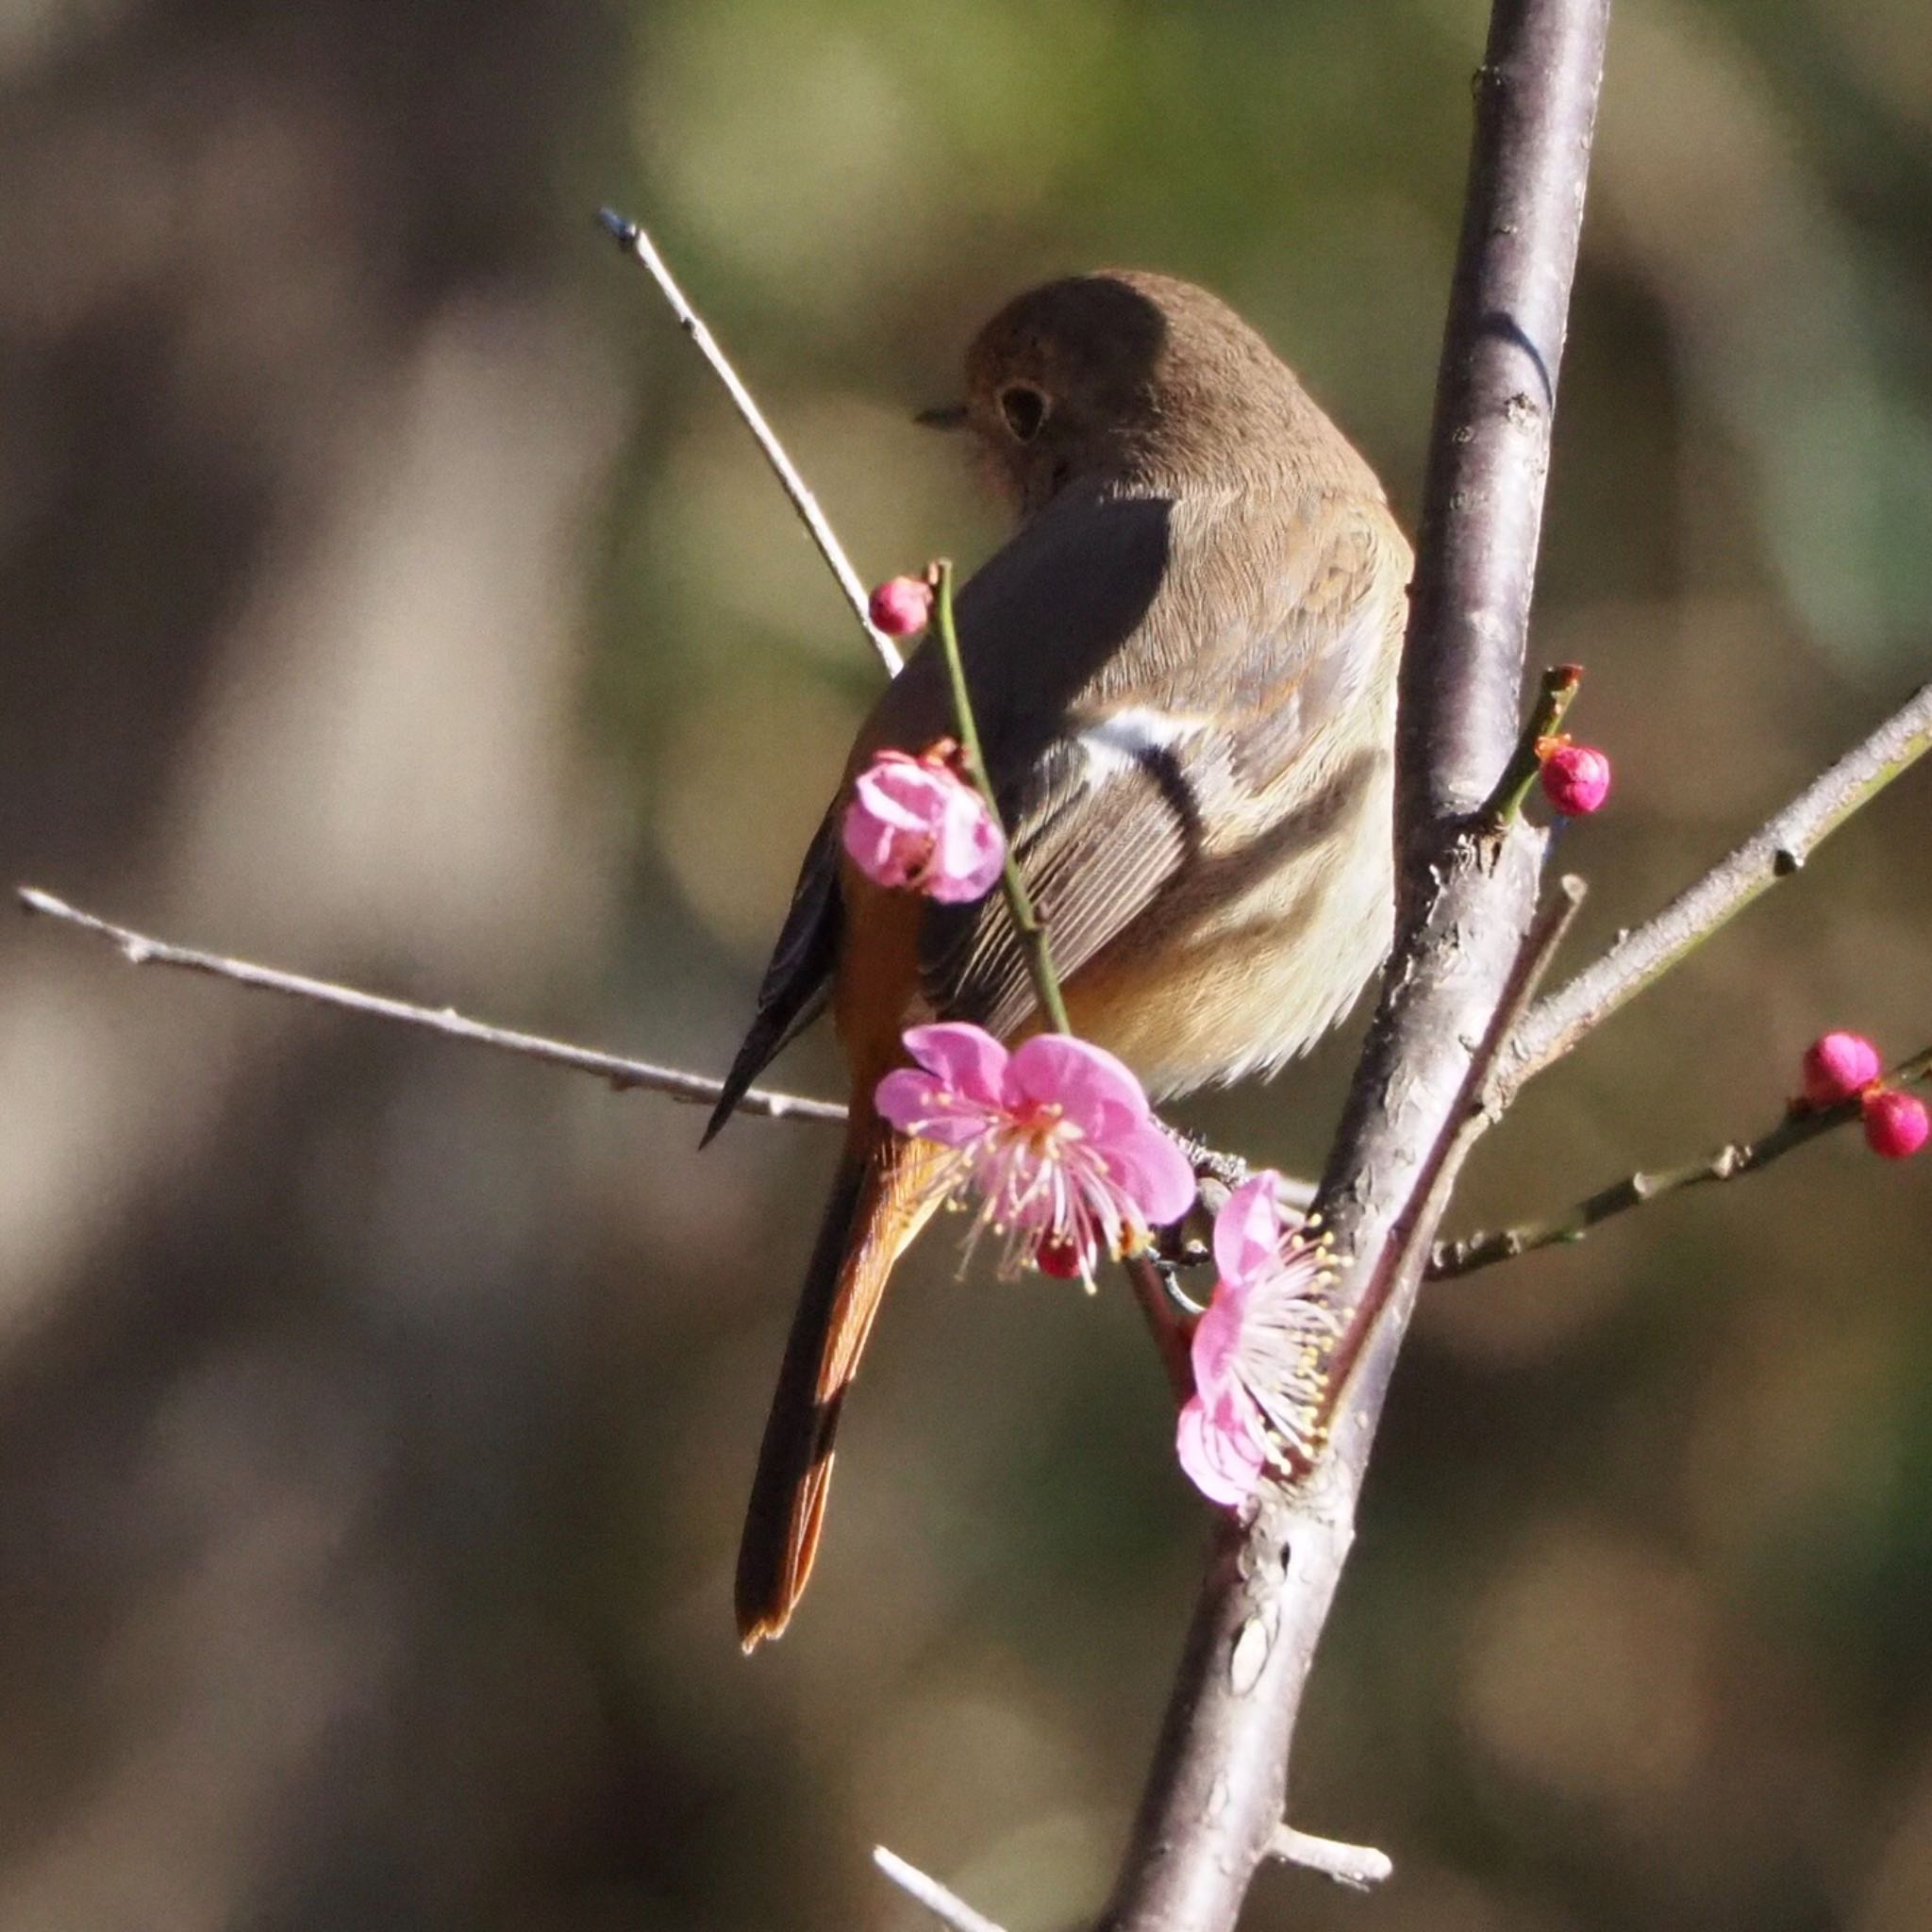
<box><xmin>708</xmin><ymin>270</ymin><xmax>1411</xmax><ymax>1648</ymax></box>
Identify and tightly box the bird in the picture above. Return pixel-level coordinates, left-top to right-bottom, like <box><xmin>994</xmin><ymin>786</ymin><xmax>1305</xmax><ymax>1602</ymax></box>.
<box><xmin>707</xmin><ymin>269</ymin><xmax>1411</xmax><ymax>1649</ymax></box>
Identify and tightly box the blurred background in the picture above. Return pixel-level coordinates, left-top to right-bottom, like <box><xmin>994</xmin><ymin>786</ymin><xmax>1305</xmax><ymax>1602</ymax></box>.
<box><xmin>2</xmin><ymin>0</ymin><xmax>1929</xmax><ymax>1926</ymax></box>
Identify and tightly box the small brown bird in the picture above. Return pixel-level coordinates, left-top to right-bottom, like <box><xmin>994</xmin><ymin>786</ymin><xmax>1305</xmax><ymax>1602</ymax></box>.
<box><xmin>708</xmin><ymin>270</ymin><xmax>1410</xmax><ymax>1648</ymax></box>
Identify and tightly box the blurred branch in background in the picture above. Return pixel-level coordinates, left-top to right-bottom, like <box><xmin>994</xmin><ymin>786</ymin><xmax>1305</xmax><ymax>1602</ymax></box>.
<box><xmin>874</xmin><ymin>1845</ymin><xmax>1013</xmax><ymax>1932</ymax></box>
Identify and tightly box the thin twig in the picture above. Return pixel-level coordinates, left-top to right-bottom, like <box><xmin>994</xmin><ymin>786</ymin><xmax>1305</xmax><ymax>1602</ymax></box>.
<box><xmin>1268</xmin><ymin>1825</ymin><xmax>1394</xmax><ymax>1890</ymax></box>
<box><xmin>597</xmin><ymin>208</ymin><xmax>903</xmax><ymax>679</ymax></box>
<box><xmin>873</xmin><ymin>1847</ymin><xmax>1010</xmax><ymax>1932</ymax></box>
<box><xmin>1316</xmin><ymin>874</ymin><xmax>1588</xmax><ymax>1421</ymax></box>
<box><xmin>1431</xmin><ymin>1041</ymin><xmax>1932</xmax><ymax>1278</ymax></box>
<box><xmin>1122</xmin><ymin>1252</ymin><xmax>1195</xmax><ymax>1404</ymax></box>
<box><xmin>929</xmin><ymin>558</ymin><xmax>1073</xmax><ymax>1033</ymax></box>
<box><xmin>1481</xmin><ymin>660</ymin><xmax>1583</xmax><ymax>824</ymax></box>
<box><xmin>16</xmin><ymin>888</ymin><xmax>845</xmax><ymax>1124</ymax></box>
<box><xmin>1501</xmin><ymin>679</ymin><xmax>1932</xmax><ymax>1100</ymax></box>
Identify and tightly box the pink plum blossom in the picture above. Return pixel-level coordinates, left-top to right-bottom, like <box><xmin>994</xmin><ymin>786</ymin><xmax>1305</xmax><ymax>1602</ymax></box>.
<box><xmin>841</xmin><ymin>749</ymin><xmax>1006</xmax><ymax>903</ymax></box>
<box><xmin>868</xmin><ymin>575</ymin><xmax>934</xmax><ymax>638</ymax></box>
<box><xmin>874</xmin><ymin>1023</ymin><xmax>1196</xmax><ymax>1285</ymax></box>
<box><xmin>1801</xmin><ymin>1030</ymin><xmax>1883</xmax><ymax>1108</ymax></box>
<box><xmin>1538</xmin><ymin>741</ymin><xmax>1612</xmax><ymax>816</ymax></box>
<box><xmin>1174</xmin><ymin>1172</ymin><xmax>1340</xmax><ymax>1509</ymax></box>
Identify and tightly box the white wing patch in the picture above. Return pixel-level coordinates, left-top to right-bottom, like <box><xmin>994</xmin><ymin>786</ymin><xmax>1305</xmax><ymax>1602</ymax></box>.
<box><xmin>1075</xmin><ymin>707</ymin><xmax>1208</xmax><ymax>788</ymax></box>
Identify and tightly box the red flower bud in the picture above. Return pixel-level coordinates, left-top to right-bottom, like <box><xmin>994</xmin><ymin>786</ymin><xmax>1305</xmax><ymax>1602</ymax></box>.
<box><xmin>1539</xmin><ymin>741</ymin><xmax>1612</xmax><ymax>816</ymax></box>
<box><xmin>1862</xmin><ymin>1089</ymin><xmax>1929</xmax><ymax>1161</ymax></box>
<box><xmin>1801</xmin><ymin>1031</ymin><xmax>1883</xmax><ymax>1109</ymax></box>
<box><xmin>1033</xmin><ymin>1232</ymin><xmax>1090</xmax><ymax>1280</ymax></box>
<box><xmin>868</xmin><ymin>575</ymin><xmax>933</xmax><ymax>639</ymax></box>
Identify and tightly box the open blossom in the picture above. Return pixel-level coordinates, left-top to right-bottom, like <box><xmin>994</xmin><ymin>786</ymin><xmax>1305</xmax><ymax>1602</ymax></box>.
<box><xmin>875</xmin><ymin>1024</ymin><xmax>1195</xmax><ymax>1285</ymax></box>
<box><xmin>842</xmin><ymin>748</ymin><xmax>1006</xmax><ymax>903</ymax></box>
<box><xmin>1801</xmin><ymin>1030</ymin><xmax>1883</xmax><ymax>1109</ymax></box>
<box><xmin>1175</xmin><ymin>1173</ymin><xmax>1340</xmax><ymax>1509</ymax></box>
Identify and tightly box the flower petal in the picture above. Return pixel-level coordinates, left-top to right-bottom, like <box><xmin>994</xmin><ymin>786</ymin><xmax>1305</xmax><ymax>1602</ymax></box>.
<box><xmin>1188</xmin><ymin>1277</ymin><xmax>1252</xmax><ymax>1398</ymax></box>
<box><xmin>1104</xmin><ymin>1121</ymin><xmax>1198</xmax><ymax>1228</ymax></box>
<box><xmin>926</xmin><ymin>788</ymin><xmax>1006</xmax><ymax>902</ymax></box>
<box><xmin>1212</xmin><ymin>1171</ymin><xmax>1294</xmax><ymax>1290</ymax></box>
<box><xmin>875</xmin><ymin>1068</ymin><xmax>958</xmax><ymax>1140</ymax></box>
<box><xmin>1176</xmin><ymin>1391</ymin><xmax>1266</xmax><ymax>1507</ymax></box>
<box><xmin>1006</xmin><ymin>1033</ymin><xmax>1152</xmax><ymax>1134</ymax></box>
<box><xmin>880</xmin><ymin>1073</ymin><xmax>1008</xmax><ymax>1150</ymax></box>
<box><xmin>901</xmin><ymin>1023</ymin><xmax>1008</xmax><ymax>1108</ymax></box>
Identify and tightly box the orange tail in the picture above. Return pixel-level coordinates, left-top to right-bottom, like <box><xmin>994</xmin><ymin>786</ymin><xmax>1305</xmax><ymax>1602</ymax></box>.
<box><xmin>735</xmin><ymin>1121</ymin><xmax>941</xmax><ymax>1649</ymax></box>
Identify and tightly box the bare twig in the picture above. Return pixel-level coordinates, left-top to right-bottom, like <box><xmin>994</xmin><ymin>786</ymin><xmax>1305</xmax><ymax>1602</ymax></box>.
<box><xmin>1268</xmin><ymin>1825</ymin><xmax>1394</xmax><ymax>1890</ymax></box>
<box><xmin>16</xmin><ymin>888</ymin><xmax>845</xmax><ymax>1125</ymax></box>
<box><xmin>873</xmin><ymin>1847</ymin><xmax>1010</xmax><ymax>1932</ymax></box>
<box><xmin>1122</xmin><ymin>1252</ymin><xmax>1196</xmax><ymax>1404</ymax></box>
<box><xmin>1320</xmin><ymin>874</ymin><xmax>1587</xmax><ymax>1404</ymax></box>
<box><xmin>1100</xmin><ymin>8</ymin><xmax>1612</xmax><ymax>1930</ymax></box>
<box><xmin>1501</xmin><ymin>679</ymin><xmax>1932</xmax><ymax>1099</ymax></box>
<box><xmin>1481</xmin><ymin>660</ymin><xmax>1583</xmax><ymax>824</ymax></box>
<box><xmin>1431</xmin><ymin>1041</ymin><xmax>1932</xmax><ymax>1277</ymax></box>
<box><xmin>597</xmin><ymin>207</ymin><xmax>903</xmax><ymax>679</ymax></box>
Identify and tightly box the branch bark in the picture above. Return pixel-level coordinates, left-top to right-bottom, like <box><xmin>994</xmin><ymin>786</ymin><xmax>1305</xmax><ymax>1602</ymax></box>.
<box><xmin>1431</xmin><ymin>1041</ymin><xmax>1932</xmax><ymax>1277</ymax></box>
<box><xmin>597</xmin><ymin>208</ymin><xmax>904</xmax><ymax>678</ymax></box>
<box><xmin>1499</xmin><ymin>679</ymin><xmax>1932</xmax><ymax>1098</ymax></box>
<box><xmin>15</xmin><ymin>888</ymin><xmax>844</xmax><ymax>1125</ymax></box>
<box><xmin>1099</xmin><ymin>7</ymin><xmax>1613</xmax><ymax>1929</ymax></box>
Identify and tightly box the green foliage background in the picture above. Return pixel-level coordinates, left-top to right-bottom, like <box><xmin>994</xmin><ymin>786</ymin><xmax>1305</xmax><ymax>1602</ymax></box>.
<box><xmin>1</xmin><ymin>1</ymin><xmax>1928</xmax><ymax>1927</ymax></box>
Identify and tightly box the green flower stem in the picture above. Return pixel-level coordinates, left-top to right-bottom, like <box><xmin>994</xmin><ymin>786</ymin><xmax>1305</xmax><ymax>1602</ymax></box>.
<box><xmin>928</xmin><ymin>558</ymin><xmax>1073</xmax><ymax>1036</ymax></box>
<box><xmin>1429</xmin><ymin>1041</ymin><xmax>1932</xmax><ymax>1278</ymax></box>
<box><xmin>1482</xmin><ymin>661</ymin><xmax>1584</xmax><ymax>825</ymax></box>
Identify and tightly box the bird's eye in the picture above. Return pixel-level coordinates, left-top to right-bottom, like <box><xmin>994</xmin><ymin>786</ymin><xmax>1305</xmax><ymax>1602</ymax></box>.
<box><xmin>998</xmin><ymin>384</ymin><xmax>1049</xmax><ymax>442</ymax></box>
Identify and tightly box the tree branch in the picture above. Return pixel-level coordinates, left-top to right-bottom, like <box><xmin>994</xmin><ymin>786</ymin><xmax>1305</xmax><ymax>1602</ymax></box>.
<box><xmin>15</xmin><ymin>887</ymin><xmax>845</xmax><ymax>1125</ymax></box>
<box><xmin>873</xmin><ymin>1847</ymin><xmax>1010</xmax><ymax>1932</ymax></box>
<box><xmin>1268</xmin><ymin>1826</ymin><xmax>1393</xmax><ymax>1891</ymax></box>
<box><xmin>1099</xmin><ymin>7</ymin><xmax>1613</xmax><ymax>1929</ymax></box>
<box><xmin>1430</xmin><ymin>1041</ymin><xmax>1932</xmax><ymax>1278</ymax></box>
<box><xmin>1500</xmin><ymin>679</ymin><xmax>1932</xmax><ymax>1099</ymax></box>
<box><xmin>597</xmin><ymin>208</ymin><xmax>904</xmax><ymax>679</ymax></box>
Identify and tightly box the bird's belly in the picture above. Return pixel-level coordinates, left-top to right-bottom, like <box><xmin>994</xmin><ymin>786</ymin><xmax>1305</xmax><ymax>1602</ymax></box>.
<box><xmin>1060</xmin><ymin>825</ymin><xmax>1393</xmax><ymax>1101</ymax></box>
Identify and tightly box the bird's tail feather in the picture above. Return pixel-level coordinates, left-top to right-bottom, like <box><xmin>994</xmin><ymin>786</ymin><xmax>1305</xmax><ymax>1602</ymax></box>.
<box><xmin>735</xmin><ymin>1124</ymin><xmax>942</xmax><ymax>1649</ymax></box>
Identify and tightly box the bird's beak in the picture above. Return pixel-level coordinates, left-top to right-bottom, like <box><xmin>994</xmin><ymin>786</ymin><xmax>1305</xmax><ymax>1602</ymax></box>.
<box><xmin>914</xmin><ymin>402</ymin><xmax>971</xmax><ymax>430</ymax></box>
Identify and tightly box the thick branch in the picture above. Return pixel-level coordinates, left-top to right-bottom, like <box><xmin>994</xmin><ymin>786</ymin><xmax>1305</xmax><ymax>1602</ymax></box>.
<box><xmin>1100</xmin><ymin>8</ymin><xmax>1612</xmax><ymax>1932</ymax></box>
<box><xmin>16</xmin><ymin>888</ymin><xmax>845</xmax><ymax>1125</ymax></box>
<box><xmin>1431</xmin><ymin>1042</ymin><xmax>1932</xmax><ymax>1277</ymax></box>
<box><xmin>1500</xmin><ymin>680</ymin><xmax>1932</xmax><ymax>1096</ymax></box>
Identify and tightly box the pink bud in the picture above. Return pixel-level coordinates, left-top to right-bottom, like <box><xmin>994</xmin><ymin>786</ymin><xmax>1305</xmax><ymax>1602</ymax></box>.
<box><xmin>1540</xmin><ymin>741</ymin><xmax>1612</xmax><ymax>816</ymax></box>
<box><xmin>841</xmin><ymin>750</ymin><xmax>1005</xmax><ymax>902</ymax></box>
<box><xmin>1862</xmin><ymin>1089</ymin><xmax>1929</xmax><ymax>1160</ymax></box>
<box><xmin>1801</xmin><ymin>1031</ymin><xmax>1883</xmax><ymax>1109</ymax></box>
<box><xmin>868</xmin><ymin>575</ymin><xmax>933</xmax><ymax>639</ymax></box>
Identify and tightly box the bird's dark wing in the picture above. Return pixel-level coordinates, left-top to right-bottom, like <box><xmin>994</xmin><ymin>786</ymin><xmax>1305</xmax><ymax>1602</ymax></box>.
<box><xmin>702</xmin><ymin>813</ymin><xmax>842</xmax><ymax>1143</ymax></box>
<box><xmin>923</xmin><ymin>496</ymin><xmax>1402</xmax><ymax>1038</ymax></box>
